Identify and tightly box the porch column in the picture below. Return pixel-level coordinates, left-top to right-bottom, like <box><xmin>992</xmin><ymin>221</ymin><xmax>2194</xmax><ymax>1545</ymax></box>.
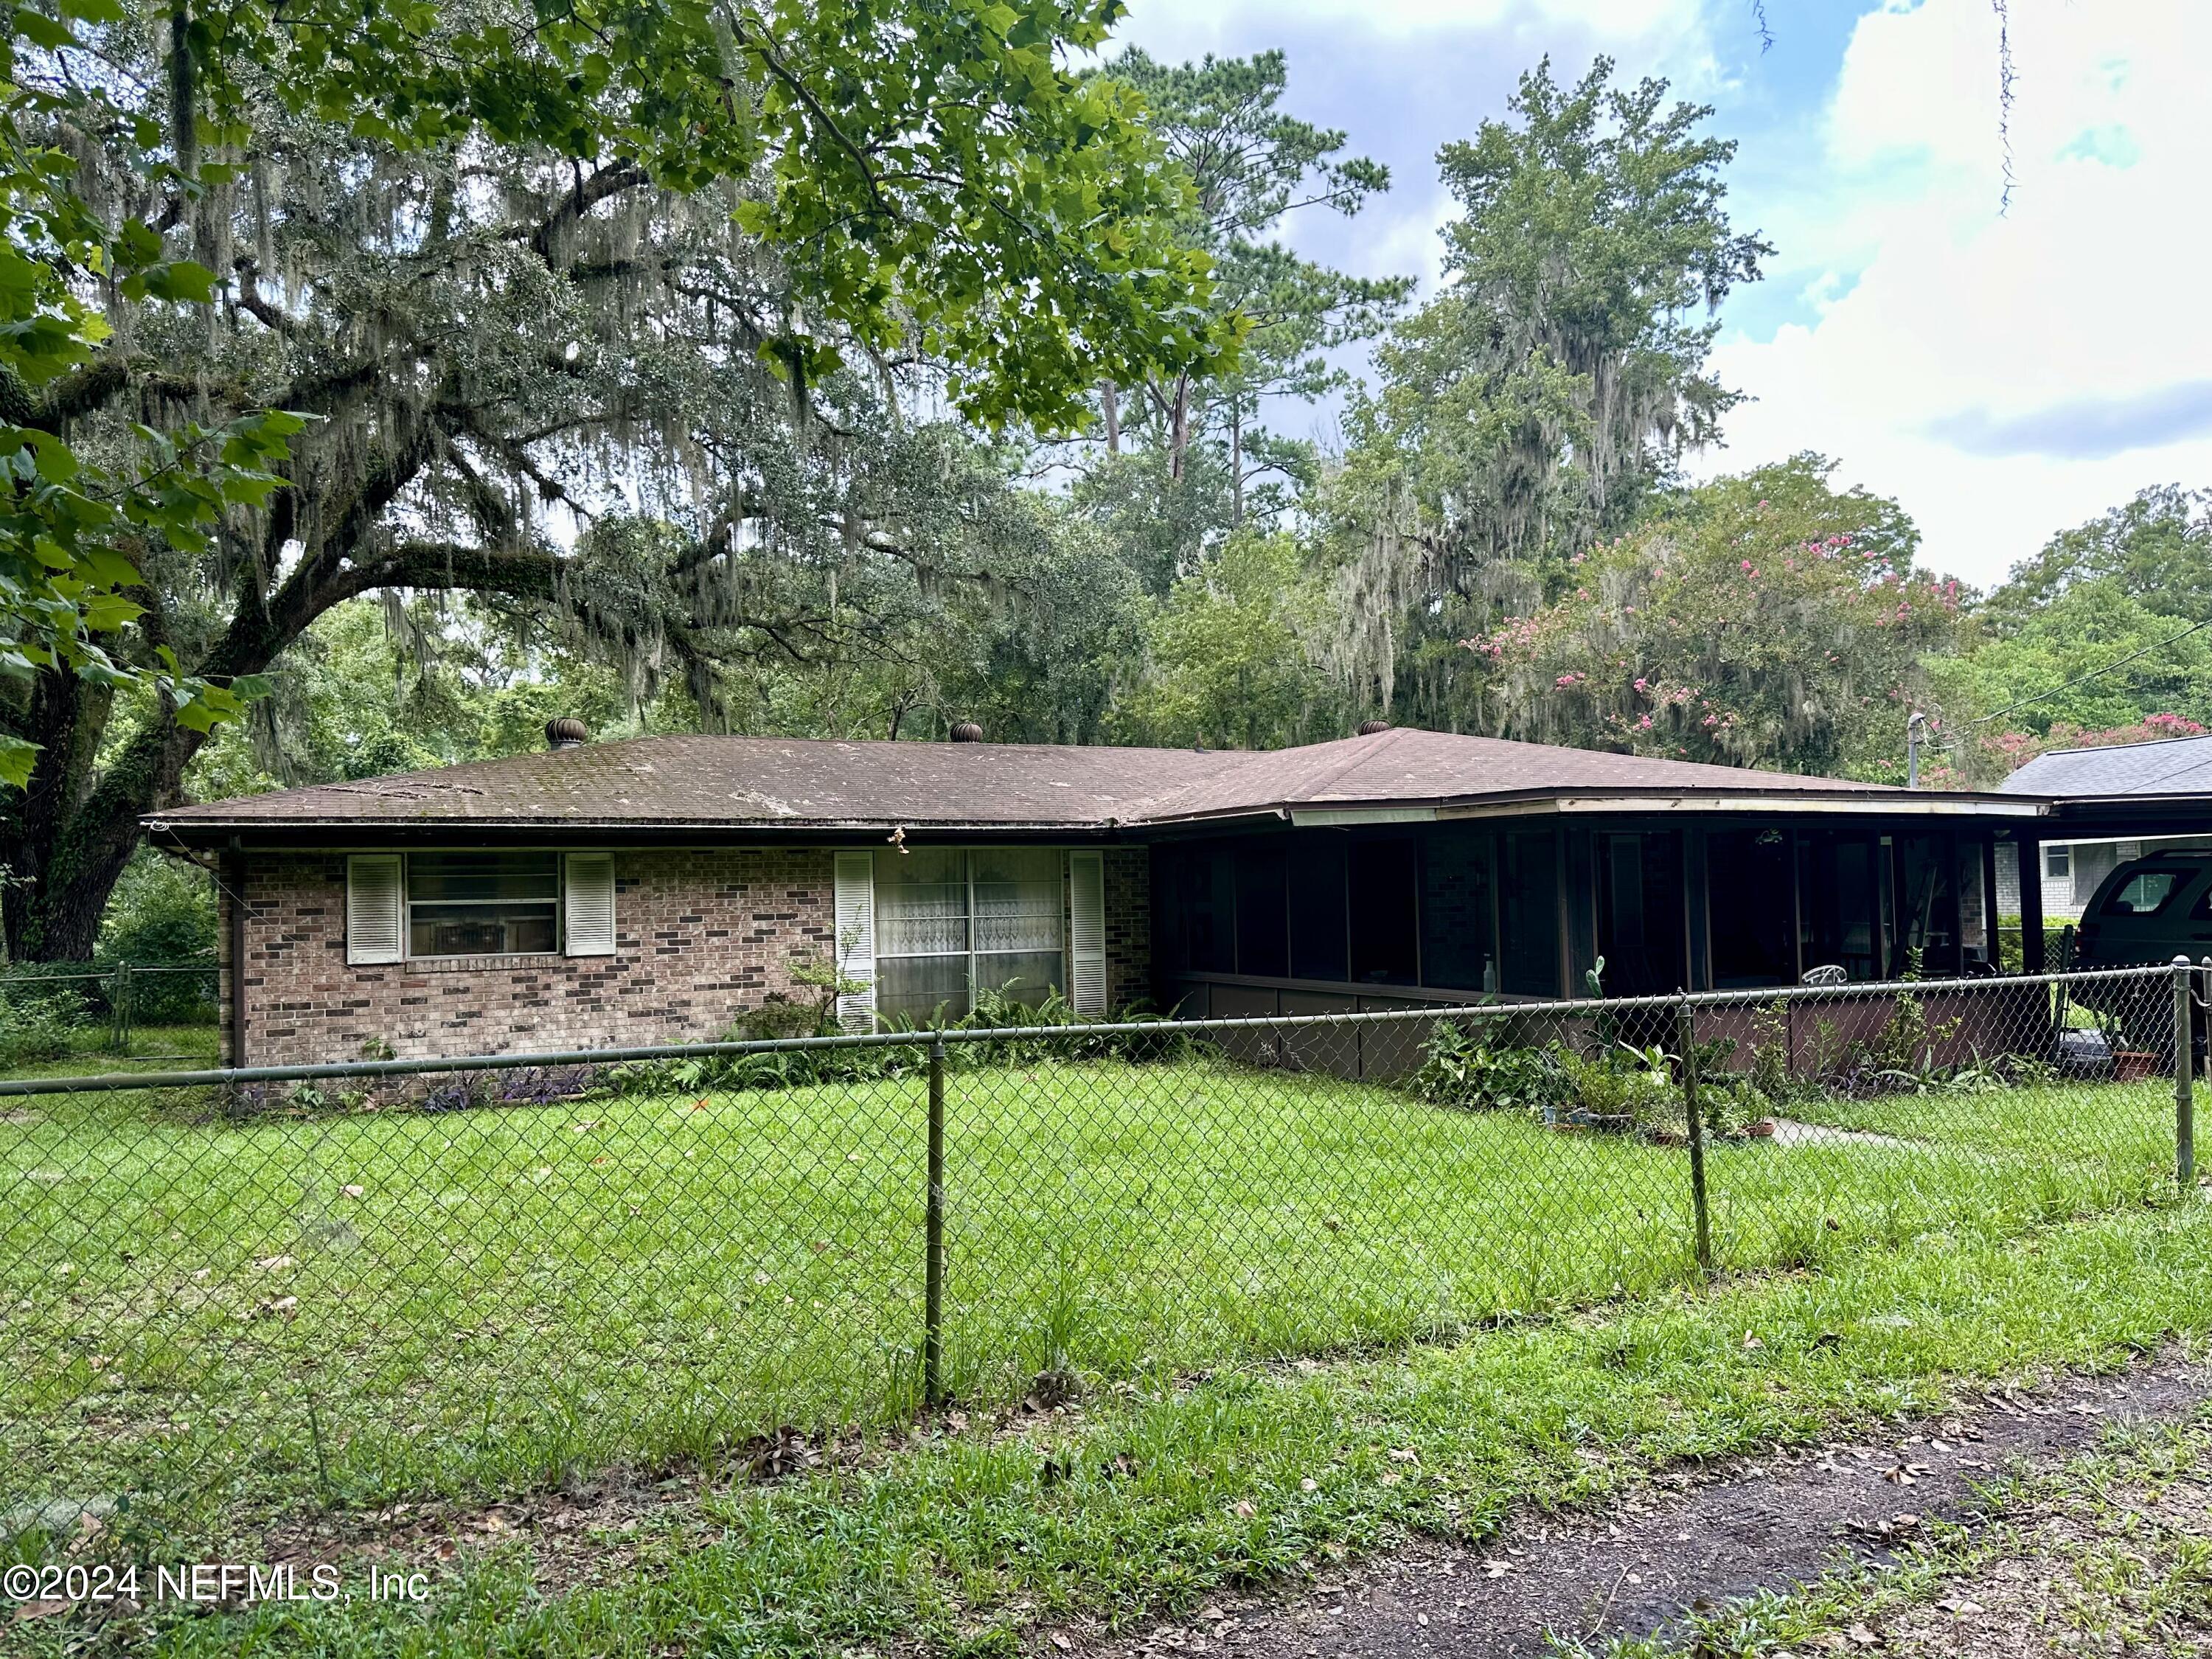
<box><xmin>2015</xmin><ymin>832</ymin><xmax>2046</xmax><ymax>974</ymax></box>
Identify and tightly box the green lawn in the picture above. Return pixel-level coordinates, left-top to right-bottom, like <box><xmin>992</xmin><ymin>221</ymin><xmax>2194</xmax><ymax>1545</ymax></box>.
<box><xmin>28</xmin><ymin>1184</ymin><xmax>2212</xmax><ymax>1659</ymax></box>
<box><xmin>0</xmin><ymin>1021</ymin><xmax>219</xmax><ymax>1082</ymax></box>
<box><xmin>0</xmin><ymin>1055</ymin><xmax>2186</xmax><ymax>1544</ymax></box>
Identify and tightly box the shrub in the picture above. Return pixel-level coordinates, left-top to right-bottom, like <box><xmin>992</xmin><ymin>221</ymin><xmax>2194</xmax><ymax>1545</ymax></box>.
<box><xmin>0</xmin><ymin>978</ymin><xmax>87</xmax><ymax>1065</ymax></box>
<box><xmin>1996</xmin><ymin>914</ymin><xmax>2076</xmax><ymax>974</ymax></box>
<box><xmin>1558</xmin><ymin>1043</ymin><xmax>1678</xmax><ymax>1132</ymax></box>
<box><xmin>96</xmin><ymin>852</ymin><xmax>218</xmax><ymax>1023</ymax></box>
<box><xmin>1412</xmin><ymin>1021</ymin><xmax>1573</xmax><ymax>1116</ymax></box>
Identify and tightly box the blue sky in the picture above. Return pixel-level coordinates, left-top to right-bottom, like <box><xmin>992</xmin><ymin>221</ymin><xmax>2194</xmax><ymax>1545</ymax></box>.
<box><xmin>1107</xmin><ymin>0</ymin><xmax>2212</xmax><ymax>589</ymax></box>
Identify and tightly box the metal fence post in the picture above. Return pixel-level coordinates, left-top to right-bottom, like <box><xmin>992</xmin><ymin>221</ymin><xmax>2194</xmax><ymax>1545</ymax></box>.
<box><xmin>109</xmin><ymin>961</ymin><xmax>132</xmax><ymax>1053</ymax></box>
<box><xmin>1676</xmin><ymin>995</ymin><xmax>1714</xmax><ymax>1276</ymax></box>
<box><xmin>924</xmin><ymin>1032</ymin><xmax>947</xmax><ymax>1408</ymax></box>
<box><xmin>2175</xmin><ymin>956</ymin><xmax>2197</xmax><ymax>1196</ymax></box>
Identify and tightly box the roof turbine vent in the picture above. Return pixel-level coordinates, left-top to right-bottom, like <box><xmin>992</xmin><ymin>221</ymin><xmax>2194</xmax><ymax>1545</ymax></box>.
<box><xmin>949</xmin><ymin>720</ymin><xmax>987</xmax><ymax>743</ymax></box>
<box><xmin>1357</xmin><ymin>720</ymin><xmax>1393</xmax><ymax>736</ymax></box>
<box><xmin>545</xmin><ymin>717</ymin><xmax>589</xmax><ymax>751</ymax></box>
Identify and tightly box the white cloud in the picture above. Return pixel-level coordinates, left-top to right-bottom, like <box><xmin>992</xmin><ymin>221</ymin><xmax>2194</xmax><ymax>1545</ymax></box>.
<box><xmin>1701</xmin><ymin>0</ymin><xmax>2212</xmax><ymax>588</ymax></box>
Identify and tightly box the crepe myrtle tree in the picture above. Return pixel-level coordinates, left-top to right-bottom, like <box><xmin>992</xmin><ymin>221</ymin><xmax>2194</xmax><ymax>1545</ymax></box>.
<box><xmin>0</xmin><ymin>0</ymin><xmax>1232</xmax><ymax>960</ymax></box>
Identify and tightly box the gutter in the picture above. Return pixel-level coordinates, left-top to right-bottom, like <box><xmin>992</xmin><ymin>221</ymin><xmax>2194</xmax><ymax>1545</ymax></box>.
<box><xmin>1162</xmin><ymin>790</ymin><xmax>2045</xmax><ymax>830</ymax></box>
<box><xmin>142</xmin><ymin>787</ymin><xmax>2048</xmax><ymax>845</ymax></box>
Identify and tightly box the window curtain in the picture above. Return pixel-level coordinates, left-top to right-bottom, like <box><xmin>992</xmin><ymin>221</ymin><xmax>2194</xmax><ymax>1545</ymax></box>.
<box><xmin>873</xmin><ymin>849</ymin><xmax>1066</xmax><ymax>1018</ymax></box>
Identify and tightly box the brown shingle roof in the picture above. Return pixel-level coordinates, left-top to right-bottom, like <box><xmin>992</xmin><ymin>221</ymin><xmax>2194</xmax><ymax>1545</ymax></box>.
<box><xmin>144</xmin><ymin>727</ymin><xmax>2022</xmax><ymax>844</ymax></box>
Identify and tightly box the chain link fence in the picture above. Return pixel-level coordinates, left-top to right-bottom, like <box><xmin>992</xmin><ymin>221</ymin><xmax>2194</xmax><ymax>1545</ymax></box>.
<box><xmin>1</xmin><ymin>961</ymin><xmax>2202</xmax><ymax>1547</ymax></box>
<box><xmin>0</xmin><ymin>960</ymin><xmax>220</xmax><ymax>1069</ymax></box>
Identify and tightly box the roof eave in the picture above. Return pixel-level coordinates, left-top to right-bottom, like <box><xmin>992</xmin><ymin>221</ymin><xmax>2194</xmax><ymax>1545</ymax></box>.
<box><xmin>142</xmin><ymin>815</ymin><xmax>1133</xmax><ymax>847</ymax></box>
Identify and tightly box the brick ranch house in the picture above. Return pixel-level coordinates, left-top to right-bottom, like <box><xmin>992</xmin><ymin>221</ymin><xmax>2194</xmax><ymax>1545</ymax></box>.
<box><xmin>144</xmin><ymin>723</ymin><xmax>2059</xmax><ymax>1068</ymax></box>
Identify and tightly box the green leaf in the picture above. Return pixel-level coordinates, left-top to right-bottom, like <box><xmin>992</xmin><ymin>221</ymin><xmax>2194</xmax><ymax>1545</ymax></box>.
<box><xmin>0</xmin><ymin>734</ymin><xmax>35</xmax><ymax>789</ymax></box>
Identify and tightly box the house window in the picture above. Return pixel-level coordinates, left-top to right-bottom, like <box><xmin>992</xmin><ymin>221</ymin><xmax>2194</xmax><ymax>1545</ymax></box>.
<box><xmin>406</xmin><ymin>851</ymin><xmax>560</xmax><ymax>957</ymax></box>
<box><xmin>873</xmin><ymin>848</ymin><xmax>1065</xmax><ymax>1020</ymax></box>
<box><xmin>2045</xmin><ymin>845</ymin><xmax>2071</xmax><ymax>880</ymax></box>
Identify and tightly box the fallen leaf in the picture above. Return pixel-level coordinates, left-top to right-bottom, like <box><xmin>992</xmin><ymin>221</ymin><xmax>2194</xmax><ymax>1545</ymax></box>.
<box><xmin>1388</xmin><ymin>1447</ymin><xmax>1420</xmax><ymax>1463</ymax></box>
<box><xmin>1743</xmin><ymin>1331</ymin><xmax>1764</xmax><ymax>1349</ymax></box>
<box><xmin>1846</xmin><ymin>1622</ymin><xmax>1882</xmax><ymax>1648</ymax></box>
<box><xmin>340</xmin><ymin>1184</ymin><xmax>364</xmax><ymax>1198</ymax></box>
<box><xmin>1299</xmin><ymin>1477</ymin><xmax>1318</xmax><ymax>1492</ymax></box>
<box><xmin>1051</xmin><ymin>1638</ymin><xmax>1073</xmax><ymax>1652</ymax></box>
<box><xmin>254</xmin><ymin>1254</ymin><xmax>295</xmax><ymax>1270</ymax></box>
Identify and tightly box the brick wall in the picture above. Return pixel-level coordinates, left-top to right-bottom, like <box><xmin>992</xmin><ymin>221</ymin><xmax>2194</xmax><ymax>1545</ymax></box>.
<box><xmin>1103</xmin><ymin>845</ymin><xmax>1150</xmax><ymax>1011</ymax></box>
<box><xmin>221</xmin><ymin>841</ymin><xmax>1156</xmax><ymax>1064</ymax></box>
<box><xmin>229</xmin><ymin>848</ymin><xmax>837</xmax><ymax>1066</ymax></box>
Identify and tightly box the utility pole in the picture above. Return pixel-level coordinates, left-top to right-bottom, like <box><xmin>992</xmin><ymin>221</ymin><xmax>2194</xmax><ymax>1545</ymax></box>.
<box><xmin>1906</xmin><ymin>710</ymin><xmax>1927</xmax><ymax>788</ymax></box>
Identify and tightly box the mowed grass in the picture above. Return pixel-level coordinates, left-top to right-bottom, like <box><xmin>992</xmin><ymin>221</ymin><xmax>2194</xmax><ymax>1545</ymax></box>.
<box><xmin>0</xmin><ymin>1055</ymin><xmax>2185</xmax><ymax>1537</ymax></box>
<box><xmin>57</xmin><ymin>1185</ymin><xmax>2212</xmax><ymax>1659</ymax></box>
<box><xmin>0</xmin><ymin>1020</ymin><xmax>220</xmax><ymax>1087</ymax></box>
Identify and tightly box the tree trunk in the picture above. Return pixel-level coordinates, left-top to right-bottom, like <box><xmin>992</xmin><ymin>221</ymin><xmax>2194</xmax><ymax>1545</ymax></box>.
<box><xmin>0</xmin><ymin>524</ymin><xmax>563</xmax><ymax>960</ymax></box>
<box><xmin>1168</xmin><ymin>372</ymin><xmax>1189</xmax><ymax>481</ymax></box>
<box><xmin>1230</xmin><ymin>402</ymin><xmax>1244</xmax><ymax>527</ymax></box>
<box><xmin>1</xmin><ymin>670</ymin><xmax>170</xmax><ymax>961</ymax></box>
<box><xmin>1100</xmin><ymin>379</ymin><xmax>1119</xmax><ymax>454</ymax></box>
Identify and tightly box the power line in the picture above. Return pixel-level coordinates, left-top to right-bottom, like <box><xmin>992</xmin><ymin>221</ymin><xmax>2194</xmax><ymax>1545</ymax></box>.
<box><xmin>1963</xmin><ymin>613</ymin><xmax>2212</xmax><ymax>729</ymax></box>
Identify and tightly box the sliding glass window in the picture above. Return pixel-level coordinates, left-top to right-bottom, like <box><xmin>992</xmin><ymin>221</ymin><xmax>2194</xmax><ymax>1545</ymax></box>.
<box><xmin>873</xmin><ymin>849</ymin><xmax>1065</xmax><ymax>1020</ymax></box>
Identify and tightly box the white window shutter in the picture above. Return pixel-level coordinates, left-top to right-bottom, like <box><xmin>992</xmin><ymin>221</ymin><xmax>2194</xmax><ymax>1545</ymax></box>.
<box><xmin>346</xmin><ymin>855</ymin><xmax>404</xmax><ymax>965</ymax></box>
<box><xmin>1069</xmin><ymin>850</ymin><xmax>1107</xmax><ymax>1015</ymax></box>
<box><xmin>565</xmin><ymin>853</ymin><xmax>616</xmax><ymax>956</ymax></box>
<box><xmin>834</xmin><ymin>851</ymin><xmax>877</xmax><ymax>1031</ymax></box>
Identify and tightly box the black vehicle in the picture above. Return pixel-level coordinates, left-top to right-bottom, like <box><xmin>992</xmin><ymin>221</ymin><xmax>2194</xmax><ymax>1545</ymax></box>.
<box><xmin>2073</xmin><ymin>851</ymin><xmax>2212</xmax><ymax>969</ymax></box>
<box><xmin>2068</xmin><ymin>851</ymin><xmax>2212</xmax><ymax>1058</ymax></box>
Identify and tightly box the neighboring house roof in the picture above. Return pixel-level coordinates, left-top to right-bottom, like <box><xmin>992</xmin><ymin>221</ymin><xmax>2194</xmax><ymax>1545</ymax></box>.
<box><xmin>144</xmin><ymin>726</ymin><xmax>2034</xmax><ymax>846</ymax></box>
<box><xmin>2003</xmin><ymin>732</ymin><xmax>2212</xmax><ymax>800</ymax></box>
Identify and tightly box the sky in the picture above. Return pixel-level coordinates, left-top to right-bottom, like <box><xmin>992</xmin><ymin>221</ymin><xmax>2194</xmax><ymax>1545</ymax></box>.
<box><xmin>1105</xmin><ymin>0</ymin><xmax>2212</xmax><ymax>591</ymax></box>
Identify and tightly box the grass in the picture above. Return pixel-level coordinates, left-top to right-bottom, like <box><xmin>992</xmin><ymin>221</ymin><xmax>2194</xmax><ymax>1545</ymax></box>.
<box><xmin>17</xmin><ymin>1180</ymin><xmax>2212</xmax><ymax>1656</ymax></box>
<box><xmin>0</xmin><ymin>1022</ymin><xmax>219</xmax><ymax>1083</ymax></box>
<box><xmin>0</xmin><ymin>1051</ymin><xmax>2185</xmax><ymax>1548</ymax></box>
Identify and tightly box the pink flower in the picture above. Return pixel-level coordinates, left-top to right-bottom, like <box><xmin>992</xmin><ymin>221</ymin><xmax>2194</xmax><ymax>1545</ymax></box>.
<box><xmin>1636</xmin><ymin>714</ymin><xmax>1654</xmax><ymax>730</ymax></box>
<box><xmin>1632</xmin><ymin>678</ymin><xmax>1649</xmax><ymax>692</ymax></box>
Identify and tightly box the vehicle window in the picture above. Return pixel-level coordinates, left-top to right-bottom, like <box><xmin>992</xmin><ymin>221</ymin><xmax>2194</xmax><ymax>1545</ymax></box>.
<box><xmin>2103</xmin><ymin>869</ymin><xmax>2183</xmax><ymax>917</ymax></box>
<box><xmin>2194</xmin><ymin>883</ymin><xmax>2212</xmax><ymax>921</ymax></box>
